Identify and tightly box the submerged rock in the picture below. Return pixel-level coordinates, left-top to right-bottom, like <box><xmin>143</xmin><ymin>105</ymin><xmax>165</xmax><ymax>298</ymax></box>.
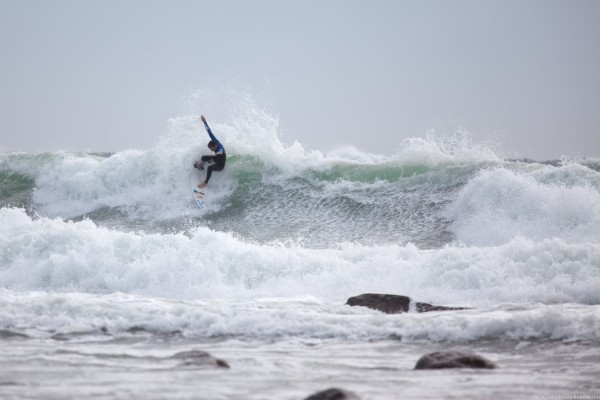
<box><xmin>304</xmin><ymin>388</ymin><xmax>360</xmax><ymax>400</ymax></box>
<box><xmin>414</xmin><ymin>351</ymin><xmax>496</xmax><ymax>370</ymax></box>
<box><xmin>170</xmin><ymin>350</ymin><xmax>230</xmax><ymax>369</ymax></box>
<box><xmin>346</xmin><ymin>293</ymin><xmax>468</xmax><ymax>314</ymax></box>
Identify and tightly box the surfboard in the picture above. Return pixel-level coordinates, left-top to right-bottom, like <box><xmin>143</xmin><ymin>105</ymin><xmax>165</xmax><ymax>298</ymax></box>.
<box><xmin>193</xmin><ymin>189</ymin><xmax>205</xmax><ymax>209</ymax></box>
<box><xmin>190</xmin><ymin>169</ymin><xmax>206</xmax><ymax>209</ymax></box>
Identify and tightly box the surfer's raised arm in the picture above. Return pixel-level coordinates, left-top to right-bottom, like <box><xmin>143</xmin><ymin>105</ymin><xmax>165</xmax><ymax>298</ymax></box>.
<box><xmin>200</xmin><ymin>115</ymin><xmax>225</xmax><ymax>150</ymax></box>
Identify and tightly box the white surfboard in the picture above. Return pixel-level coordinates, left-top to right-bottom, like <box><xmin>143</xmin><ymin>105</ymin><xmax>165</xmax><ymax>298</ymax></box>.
<box><xmin>190</xmin><ymin>169</ymin><xmax>206</xmax><ymax>209</ymax></box>
<box><xmin>193</xmin><ymin>189</ymin><xmax>205</xmax><ymax>209</ymax></box>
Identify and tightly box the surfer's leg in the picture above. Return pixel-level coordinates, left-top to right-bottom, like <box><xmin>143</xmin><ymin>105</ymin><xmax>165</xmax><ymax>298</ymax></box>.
<box><xmin>204</xmin><ymin>166</ymin><xmax>214</xmax><ymax>183</ymax></box>
<box><xmin>204</xmin><ymin>164</ymin><xmax>224</xmax><ymax>184</ymax></box>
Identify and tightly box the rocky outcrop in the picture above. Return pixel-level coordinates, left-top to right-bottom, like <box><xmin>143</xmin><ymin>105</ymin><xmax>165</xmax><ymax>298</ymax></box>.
<box><xmin>304</xmin><ymin>388</ymin><xmax>360</xmax><ymax>400</ymax></box>
<box><xmin>346</xmin><ymin>293</ymin><xmax>468</xmax><ymax>314</ymax></box>
<box><xmin>170</xmin><ymin>350</ymin><xmax>230</xmax><ymax>369</ymax></box>
<box><xmin>414</xmin><ymin>351</ymin><xmax>496</xmax><ymax>370</ymax></box>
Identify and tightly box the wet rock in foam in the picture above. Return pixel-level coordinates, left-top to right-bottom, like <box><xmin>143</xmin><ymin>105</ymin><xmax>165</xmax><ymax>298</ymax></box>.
<box><xmin>304</xmin><ymin>387</ymin><xmax>360</xmax><ymax>400</ymax></box>
<box><xmin>415</xmin><ymin>351</ymin><xmax>496</xmax><ymax>370</ymax></box>
<box><xmin>346</xmin><ymin>293</ymin><xmax>468</xmax><ymax>314</ymax></box>
<box><xmin>170</xmin><ymin>350</ymin><xmax>230</xmax><ymax>369</ymax></box>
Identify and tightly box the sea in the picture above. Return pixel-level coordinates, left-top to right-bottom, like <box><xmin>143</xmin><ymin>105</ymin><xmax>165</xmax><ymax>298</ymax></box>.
<box><xmin>1</xmin><ymin>110</ymin><xmax>599</xmax><ymax>399</ymax></box>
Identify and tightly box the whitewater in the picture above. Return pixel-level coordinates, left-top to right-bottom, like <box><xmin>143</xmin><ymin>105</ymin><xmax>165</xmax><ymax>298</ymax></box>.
<box><xmin>1</xmin><ymin>109</ymin><xmax>600</xmax><ymax>399</ymax></box>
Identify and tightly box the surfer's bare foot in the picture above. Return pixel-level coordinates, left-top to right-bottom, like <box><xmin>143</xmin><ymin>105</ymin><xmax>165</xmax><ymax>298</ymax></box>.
<box><xmin>197</xmin><ymin>182</ymin><xmax>208</xmax><ymax>189</ymax></box>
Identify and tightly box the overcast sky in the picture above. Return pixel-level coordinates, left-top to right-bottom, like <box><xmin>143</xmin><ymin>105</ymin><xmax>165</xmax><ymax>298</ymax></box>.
<box><xmin>1</xmin><ymin>0</ymin><xmax>599</xmax><ymax>160</ymax></box>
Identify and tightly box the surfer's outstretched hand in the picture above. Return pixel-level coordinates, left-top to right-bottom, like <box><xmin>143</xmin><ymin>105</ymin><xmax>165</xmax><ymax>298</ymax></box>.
<box><xmin>201</xmin><ymin>115</ymin><xmax>206</xmax><ymax>123</ymax></box>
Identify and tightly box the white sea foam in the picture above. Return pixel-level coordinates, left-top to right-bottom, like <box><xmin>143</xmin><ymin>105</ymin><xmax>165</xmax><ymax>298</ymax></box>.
<box><xmin>448</xmin><ymin>165</ymin><xmax>600</xmax><ymax>246</ymax></box>
<box><xmin>392</xmin><ymin>132</ymin><xmax>501</xmax><ymax>166</ymax></box>
<box><xmin>1</xmin><ymin>208</ymin><xmax>598</xmax><ymax>306</ymax></box>
<box><xmin>0</xmin><ymin>290</ymin><xmax>598</xmax><ymax>342</ymax></box>
<box><xmin>14</xmin><ymin>148</ymin><xmax>233</xmax><ymax>219</ymax></box>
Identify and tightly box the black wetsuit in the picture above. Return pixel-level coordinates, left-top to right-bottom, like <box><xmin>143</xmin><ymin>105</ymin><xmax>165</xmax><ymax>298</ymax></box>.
<box><xmin>197</xmin><ymin>119</ymin><xmax>226</xmax><ymax>184</ymax></box>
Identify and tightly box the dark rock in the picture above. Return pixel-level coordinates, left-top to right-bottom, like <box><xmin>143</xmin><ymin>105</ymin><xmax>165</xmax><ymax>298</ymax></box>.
<box><xmin>347</xmin><ymin>293</ymin><xmax>411</xmax><ymax>313</ymax></box>
<box><xmin>126</xmin><ymin>326</ymin><xmax>148</xmax><ymax>334</ymax></box>
<box><xmin>346</xmin><ymin>293</ymin><xmax>468</xmax><ymax>314</ymax></box>
<box><xmin>170</xmin><ymin>350</ymin><xmax>230</xmax><ymax>369</ymax></box>
<box><xmin>304</xmin><ymin>388</ymin><xmax>360</xmax><ymax>400</ymax></box>
<box><xmin>415</xmin><ymin>351</ymin><xmax>496</xmax><ymax>370</ymax></box>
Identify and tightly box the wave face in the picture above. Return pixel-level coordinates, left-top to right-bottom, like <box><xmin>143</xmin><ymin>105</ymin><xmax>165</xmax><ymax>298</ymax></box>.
<box><xmin>0</xmin><ymin>113</ymin><xmax>505</xmax><ymax>249</ymax></box>
<box><xmin>1</xmin><ymin>124</ymin><xmax>598</xmax><ymax>249</ymax></box>
<box><xmin>1</xmin><ymin>108</ymin><xmax>600</xmax><ymax>343</ymax></box>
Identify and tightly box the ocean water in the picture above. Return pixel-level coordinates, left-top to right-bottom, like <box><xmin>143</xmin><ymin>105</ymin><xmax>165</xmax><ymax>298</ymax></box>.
<box><xmin>1</xmin><ymin>112</ymin><xmax>600</xmax><ymax>399</ymax></box>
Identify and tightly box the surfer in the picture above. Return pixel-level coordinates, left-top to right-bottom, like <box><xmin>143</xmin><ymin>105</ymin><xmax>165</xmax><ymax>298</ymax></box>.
<box><xmin>194</xmin><ymin>115</ymin><xmax>226</xmax><ymax>189</ymax></box>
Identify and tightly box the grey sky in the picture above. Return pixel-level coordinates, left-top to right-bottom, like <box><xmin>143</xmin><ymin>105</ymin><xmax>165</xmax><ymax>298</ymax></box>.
<box><xmin>1</xmin><ymin>0</ymin><xmax>599</xmax><ymax>160</ymax></box>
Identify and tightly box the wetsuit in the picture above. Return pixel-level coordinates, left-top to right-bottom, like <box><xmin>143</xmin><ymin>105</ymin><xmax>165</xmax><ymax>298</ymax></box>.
<box><xmin>198</xmin><ymin>119</ymin><xmax>226</xmax><ymax>184</ymax></box>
